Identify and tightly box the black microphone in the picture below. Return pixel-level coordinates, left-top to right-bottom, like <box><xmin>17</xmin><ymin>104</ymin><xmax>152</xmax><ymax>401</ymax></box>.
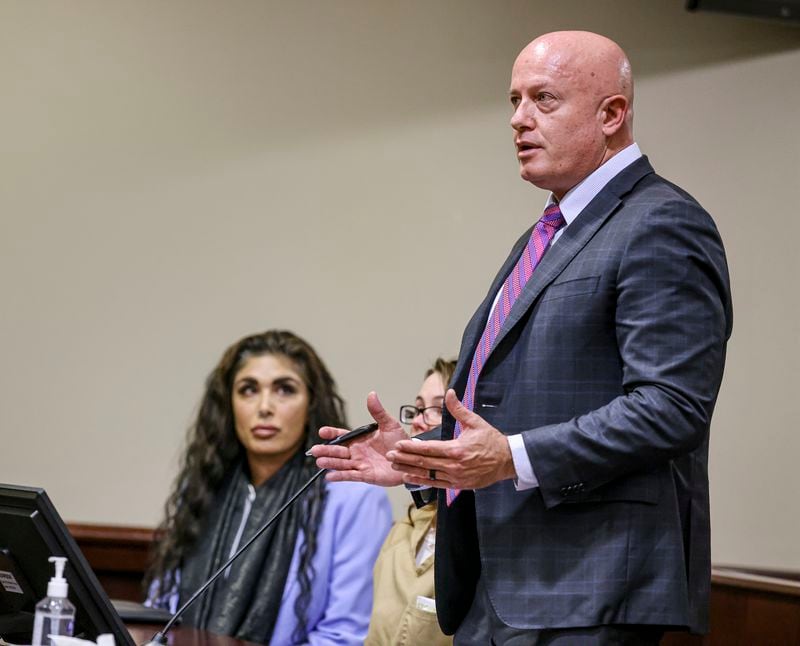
<box><xmin>305</xmin><ymin>421</ymin><xmax>378</xmax><ymax>456</ymax></box>
<box><xmin>146</xmin><ymin>422</ymin><xmax>379</xmax><ymax>645</ymax></box>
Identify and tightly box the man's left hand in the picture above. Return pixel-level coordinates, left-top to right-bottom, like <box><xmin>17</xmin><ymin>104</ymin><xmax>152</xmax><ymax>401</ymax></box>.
<box><xmin>387</xmin><ymin>389</ymin><xmax>517</xmax><ymax>489</ymax></box>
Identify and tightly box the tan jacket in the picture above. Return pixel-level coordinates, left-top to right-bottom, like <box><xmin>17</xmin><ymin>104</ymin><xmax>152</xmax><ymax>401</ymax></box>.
<box><xmin>365</xmin><ymin>503</ymin><xmax>452</xmax><ymax>646</ymax></box>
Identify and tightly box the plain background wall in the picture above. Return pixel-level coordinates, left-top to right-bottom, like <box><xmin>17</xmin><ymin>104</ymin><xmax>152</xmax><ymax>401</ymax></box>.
<box><xmin>1</xmin><ymin>1</ymin><xmax>798</xmax><ymax>570</ymax></box>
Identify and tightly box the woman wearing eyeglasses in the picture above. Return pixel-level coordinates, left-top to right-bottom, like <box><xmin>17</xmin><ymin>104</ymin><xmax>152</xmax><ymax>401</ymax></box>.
<box><xmin>365</xmin><ymin>357</ymin><xmax>456</xmax><ymax>646</ymax></box>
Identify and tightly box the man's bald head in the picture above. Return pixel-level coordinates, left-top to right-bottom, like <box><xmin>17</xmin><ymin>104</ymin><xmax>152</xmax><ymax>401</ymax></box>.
<box><xmin>522</xmin><ymin>31</ymin><xmax>633</xmax><ymax>109</ymax></box>
<box><xmin>510</xmin><ymin>31</ymin><xmax>635</xmax><ymax>197</ymax></box>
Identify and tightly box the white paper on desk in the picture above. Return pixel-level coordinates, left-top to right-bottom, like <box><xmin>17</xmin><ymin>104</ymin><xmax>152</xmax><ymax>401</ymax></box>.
<box><xmin>50</xmin><ymin>634</ymin><xmax>115</xmax><ymax>646</ymax></box>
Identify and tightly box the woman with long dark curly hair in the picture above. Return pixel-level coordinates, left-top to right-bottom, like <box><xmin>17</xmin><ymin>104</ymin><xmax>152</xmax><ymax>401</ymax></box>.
<box><xmin>144</xmin><ymin>329</ymin><xmax>392</xmax><ymax>645</ymax></box>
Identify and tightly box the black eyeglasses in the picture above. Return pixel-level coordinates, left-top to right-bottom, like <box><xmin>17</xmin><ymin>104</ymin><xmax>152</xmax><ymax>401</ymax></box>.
<box><xmin>399</xmin><ymin>405</ymin><xmax>443</xmax><ymax>426</ymax></box>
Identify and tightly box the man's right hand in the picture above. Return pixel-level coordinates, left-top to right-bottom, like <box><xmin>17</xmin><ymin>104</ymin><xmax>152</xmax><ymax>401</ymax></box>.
<box><xmin>310</xmin><ymin>391</ymin><xmax>408</xmax><ymax>486</ymax></box>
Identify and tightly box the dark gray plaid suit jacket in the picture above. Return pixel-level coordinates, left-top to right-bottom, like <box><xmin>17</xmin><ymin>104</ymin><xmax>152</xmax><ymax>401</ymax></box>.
<box><xmin>433</xmin><ymin>156</ymin><xmax>732</xmax><ymax>636</ymax></box>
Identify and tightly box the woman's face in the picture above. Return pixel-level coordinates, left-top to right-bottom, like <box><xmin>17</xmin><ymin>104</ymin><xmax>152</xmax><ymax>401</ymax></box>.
<box><xmin>231</xmin><ymin>353</ymin><xmax>310</xmax><ymax>468</ymax></box>
<box><xmin>411</xmin><ymin>371</ymin><xmax>446</xmax><ymax>436</ymax></box>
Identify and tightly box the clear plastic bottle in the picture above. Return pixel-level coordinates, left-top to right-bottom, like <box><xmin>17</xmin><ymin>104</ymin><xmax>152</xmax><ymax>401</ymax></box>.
<box><xmin>31</xmin><ymin>557</ymin><xmax>75</xmax><ymax>646</ymax></box>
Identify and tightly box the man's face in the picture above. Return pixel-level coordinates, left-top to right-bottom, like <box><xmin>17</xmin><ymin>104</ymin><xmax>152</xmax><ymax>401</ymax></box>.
<box><xmin>509</xmin><ymin>42</ymin><xmax>609</xmax><ymax>199</ymax></box>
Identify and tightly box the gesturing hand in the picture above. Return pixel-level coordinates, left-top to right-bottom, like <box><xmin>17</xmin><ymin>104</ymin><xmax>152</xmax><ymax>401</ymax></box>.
<box><xmin>386</xmin><ymin>389</ymin><xmax>517</xmax><ymax>489</ymax></box>
<box><xmin>310</xmin><ymin>391</ymin><xmax>408</xmax><ymax>486</ymax></box>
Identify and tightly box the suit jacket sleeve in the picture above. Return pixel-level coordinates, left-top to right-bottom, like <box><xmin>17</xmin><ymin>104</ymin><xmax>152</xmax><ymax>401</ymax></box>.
<box><xmin>523</xmin><ymin>195</ymin><xmax>732</xmax><ymax>509</ymax></box>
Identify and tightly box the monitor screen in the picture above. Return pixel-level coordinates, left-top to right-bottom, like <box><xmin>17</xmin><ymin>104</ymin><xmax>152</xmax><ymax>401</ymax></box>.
<box><xmin>0</xmin><ymin>484</ymin><xmax>135</xmax><ymax>646</ymax></box>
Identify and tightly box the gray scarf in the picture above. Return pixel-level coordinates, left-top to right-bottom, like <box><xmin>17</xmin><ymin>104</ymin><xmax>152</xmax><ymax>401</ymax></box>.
<box><xmin>179</xmin><ymin>453</ymin><xmax>308</xmax><ymax>643</ymax></box>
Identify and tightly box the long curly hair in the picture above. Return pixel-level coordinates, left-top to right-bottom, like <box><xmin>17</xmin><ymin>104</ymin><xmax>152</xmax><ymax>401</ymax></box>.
<box><xmin>144</xmin><ymin>330</ymin><xmax>347</xmax><ymax>643</ymax></box>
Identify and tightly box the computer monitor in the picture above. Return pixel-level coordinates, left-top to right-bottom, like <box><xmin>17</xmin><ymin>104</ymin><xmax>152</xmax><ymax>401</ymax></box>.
<box><xmin>0</xmin><ymin>484</ymin><xmax>136</xmax><ymax>646</ymax></box>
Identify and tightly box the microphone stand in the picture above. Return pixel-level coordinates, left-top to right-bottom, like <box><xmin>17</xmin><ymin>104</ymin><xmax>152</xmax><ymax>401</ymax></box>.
<box><xmin>147</xmin><ymin>468</ymin><xmax>327</xmax><ymax>645</ymax></box>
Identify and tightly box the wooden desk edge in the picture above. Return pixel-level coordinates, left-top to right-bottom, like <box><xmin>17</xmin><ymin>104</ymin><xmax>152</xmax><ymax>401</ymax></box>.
<box><xmin>711</xmin><ymin>566</ymin><xmax>800</xmax><ymax>597</ymax></box>
<box><xmin>126</xmin><ymin>624</ymin><xmax>261</xmax><ymax>646</ymax></box>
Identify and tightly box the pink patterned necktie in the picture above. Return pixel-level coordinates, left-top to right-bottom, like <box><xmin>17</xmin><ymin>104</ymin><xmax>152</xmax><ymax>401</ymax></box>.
<box><xmin>447</xmin><ymin>203</ymin><xmax>566</xmax><ymax>505</ymax></box>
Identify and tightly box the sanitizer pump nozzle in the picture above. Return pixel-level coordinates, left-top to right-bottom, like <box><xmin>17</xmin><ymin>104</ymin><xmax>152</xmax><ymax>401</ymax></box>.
<box><xmin>47</xmin><ymin>557</ymin><xmax>69</xmax><ymax>598</ymax></box>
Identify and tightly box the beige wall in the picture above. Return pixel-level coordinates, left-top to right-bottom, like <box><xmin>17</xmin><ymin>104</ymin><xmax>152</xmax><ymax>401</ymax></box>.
<box><xmin>1</xmin><ymin>1</ymin><xmax>798</xmax><ymax>570</ymax></box>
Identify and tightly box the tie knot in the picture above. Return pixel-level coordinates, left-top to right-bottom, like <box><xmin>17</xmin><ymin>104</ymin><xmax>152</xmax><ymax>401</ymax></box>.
<box><xmin>540</xmin><ymin>203</ymin><xmax>566</xmax><ymax>229</ymax></box>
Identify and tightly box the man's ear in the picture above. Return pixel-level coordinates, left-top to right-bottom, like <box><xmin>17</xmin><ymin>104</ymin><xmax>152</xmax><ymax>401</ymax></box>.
<box><xmin>600</xmin><ymin>95</ymin><xmax>629</xmax><ymax>136</ymax></box>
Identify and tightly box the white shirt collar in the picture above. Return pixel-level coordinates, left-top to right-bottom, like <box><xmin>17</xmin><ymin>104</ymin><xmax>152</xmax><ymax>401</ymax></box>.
<box><xmin>547</xmin><ymin>142</ymin><xmax>642</xmax><ymax>226</ymax></box>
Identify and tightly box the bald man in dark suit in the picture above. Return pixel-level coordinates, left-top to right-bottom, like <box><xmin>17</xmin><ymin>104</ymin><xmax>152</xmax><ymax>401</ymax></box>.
<box><xmin>313</xmin><ymin>31</ymin><xmax>731</xmax><ymax>645</ymax></box>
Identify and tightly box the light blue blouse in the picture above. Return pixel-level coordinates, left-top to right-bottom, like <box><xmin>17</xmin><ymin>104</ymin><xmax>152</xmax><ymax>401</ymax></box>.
<box><xmin>147</xmin><ymin>480</ymin><xmax>392</xmax><ymax>645</ymax></box>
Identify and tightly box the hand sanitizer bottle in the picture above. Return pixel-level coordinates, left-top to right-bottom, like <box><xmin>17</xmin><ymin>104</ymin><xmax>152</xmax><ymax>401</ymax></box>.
<box><xmin>31</xmin><ymin>557</ymin><xmax>76</xmax><ymax>646</ymax></box>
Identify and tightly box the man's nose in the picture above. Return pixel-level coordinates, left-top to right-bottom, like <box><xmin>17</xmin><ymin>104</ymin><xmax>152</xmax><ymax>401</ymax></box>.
<box><xmin>510</xmin><ymin>102</ymin><xmax>532</xmax><ymax>131</ymax></box>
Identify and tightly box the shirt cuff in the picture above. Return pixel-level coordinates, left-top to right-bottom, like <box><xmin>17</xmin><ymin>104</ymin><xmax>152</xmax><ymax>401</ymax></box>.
<box><xmin>507</xmin><ymin>434</ymin><xmax>539</xmax><ymax>491</ymax></box>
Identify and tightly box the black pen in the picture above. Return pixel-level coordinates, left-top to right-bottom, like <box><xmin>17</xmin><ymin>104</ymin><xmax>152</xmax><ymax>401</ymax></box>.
<box><xmin>305</xmin><ymin>422</ymin><xmax>379</xmax><ymax>456</ymax></box>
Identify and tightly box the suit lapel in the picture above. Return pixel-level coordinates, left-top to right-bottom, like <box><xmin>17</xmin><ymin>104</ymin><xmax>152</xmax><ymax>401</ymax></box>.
<box><xmin>485</xmin><ymin>156</ymin><xmax>655</xmax><ymax>363</ymax></box>
<box><xmin>450</xmin><ymin>227</ymin><xmax>533</xmax><ymax>393</ymax></box>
